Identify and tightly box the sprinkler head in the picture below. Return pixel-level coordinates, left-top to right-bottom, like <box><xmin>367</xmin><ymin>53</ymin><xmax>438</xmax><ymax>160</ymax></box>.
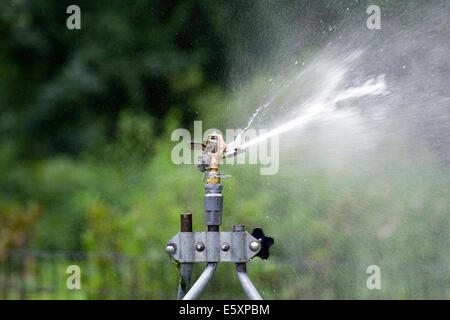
<box><xmin>191</xmin><ymin>132</ymin><xmax>227</xmax><ymax>171</ymax></box>
<box><xmin>190</xmin><ymin>132</ymin><xmax>240</xmax><ymax>176</ymax></box>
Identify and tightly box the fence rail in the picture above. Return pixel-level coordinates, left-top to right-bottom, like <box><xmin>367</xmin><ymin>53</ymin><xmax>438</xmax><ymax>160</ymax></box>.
<box><xmin>0</xmin><ymin>250</ymin><xmax>170</xmax><ymax>299</ymax></box>
<box><xmin>1</xmin><ymin>250</ymin><xmax>449</xmax><ymax>299</ymax></box>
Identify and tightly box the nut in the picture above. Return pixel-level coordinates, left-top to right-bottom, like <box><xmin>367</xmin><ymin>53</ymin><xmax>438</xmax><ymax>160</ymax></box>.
<box><xmin>221</xmin><ymin>242</ymin><xmax>230</xmax><ymax>251</ymax></box>
<box><xmin>166</xmin><ymin>244</ymin><xmax>176</xmax><ymax>254</ymax></box>
<box><xmin>195</xmin><ymin>242</ymin><xmax>205</xmax><ymax>252</ymax></box>
<box><xmin>249</xmin><ymin>241</ymin><xmax>260</xmax><ymax>251</ymax></box>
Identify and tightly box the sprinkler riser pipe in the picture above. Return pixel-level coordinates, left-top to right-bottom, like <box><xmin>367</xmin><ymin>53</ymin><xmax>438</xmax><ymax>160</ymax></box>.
<box><xmin>204</xmin><ymin>183</ymin><xmax>223</xmax><ymax>227</ymax></box>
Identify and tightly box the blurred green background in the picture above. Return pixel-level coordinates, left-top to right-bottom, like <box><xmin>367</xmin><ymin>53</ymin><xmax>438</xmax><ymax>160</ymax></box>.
<box><xmin>0</xmin><ymin>0</ymin><xmax>449</xmax><ymax>299</ymax></box>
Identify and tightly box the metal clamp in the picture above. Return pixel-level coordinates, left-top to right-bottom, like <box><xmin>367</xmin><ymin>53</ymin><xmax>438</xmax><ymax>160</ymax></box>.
<box><xmin>166</xmin><ymin>231</ymin><xmax>261</xmax><ymax>263</ymax></box>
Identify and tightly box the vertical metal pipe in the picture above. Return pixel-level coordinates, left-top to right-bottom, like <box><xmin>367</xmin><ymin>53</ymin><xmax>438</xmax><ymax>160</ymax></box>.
<box><xmin>177</xmin><ymin>213</ymin><xmax>193</xmax><ymax>300</ymax></box>
<box><xmin>177</xmin><ymin>263</ymin><xmax>193</xmax><ymax>300</ymax></box>
<box><xmin>208</xmin><ymin>225</ymin><xmax>219</xmax><ymax>232</ymax></box>
<box><xmin>180</xmin><ymin>213</ymin><xmax>192</xmax><ymax>232</ymax></box>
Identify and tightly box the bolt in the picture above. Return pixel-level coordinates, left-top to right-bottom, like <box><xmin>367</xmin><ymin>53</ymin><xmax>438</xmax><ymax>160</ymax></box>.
<box><xmin>166</xmin><ymin>243</ymin><xmax>176</xmax><ymax>254</ymax></box>
<box><xmin>249</xmin><ymin>241</ymin><xmax>260</xmax><ymax>251</ymax></box>
<box><xmin>195</xmin><ymin>242</ymin><xmax>205</xmax><ymax>252</ymax></box>
<box><xmin>221</xmin><ymin>242</ymin><xmax>230</xmax><ymax>251</ymax></box>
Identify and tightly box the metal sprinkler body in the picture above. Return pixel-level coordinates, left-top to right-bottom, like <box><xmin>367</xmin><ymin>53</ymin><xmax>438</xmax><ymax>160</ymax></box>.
<box><xmin>166</xmin><ymin>132</ymin><xmax>274</xmax><ymax>300</ymax></box>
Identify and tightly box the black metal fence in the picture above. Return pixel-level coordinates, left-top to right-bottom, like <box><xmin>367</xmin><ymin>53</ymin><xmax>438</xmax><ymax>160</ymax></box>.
<box><xmin>2</xmin><ymin>250</ymin><xmax>449</xmax><ymax>299</ymax></box>
<box><xmin>0</xmin><ymin>250</ymin><xmax>173</xmax><ymax>299</ymax></box>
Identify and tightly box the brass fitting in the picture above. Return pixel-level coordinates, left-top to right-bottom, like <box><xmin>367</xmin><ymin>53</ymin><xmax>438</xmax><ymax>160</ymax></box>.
<box><xmin>206</xmin><ymin>168</ymin><xmax>220</xmax><ymax>184</ymax></box>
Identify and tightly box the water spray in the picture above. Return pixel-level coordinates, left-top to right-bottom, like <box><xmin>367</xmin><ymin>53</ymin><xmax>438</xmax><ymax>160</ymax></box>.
<box><xmin>166</xmin><ymin>133</ymin><xmax>274</xmax><ymax>300</ymax></box>
<box><xmin>230</xmin><ymin>71</ymin><xmax>388</xmax><ymax>153</ymax></box>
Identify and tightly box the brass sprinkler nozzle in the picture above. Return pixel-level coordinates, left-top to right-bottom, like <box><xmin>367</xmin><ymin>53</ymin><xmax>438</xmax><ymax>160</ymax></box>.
<box><xmin>190</xmin><ymin>132</ymin><xmax>233</xmax><ymax>183</ymax></box>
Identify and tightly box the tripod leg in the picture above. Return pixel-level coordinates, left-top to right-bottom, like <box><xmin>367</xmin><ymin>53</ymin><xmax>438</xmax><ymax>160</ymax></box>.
<box><xmin>177</xmin><ymin>263</ymin><xmax>193</xmax><ymax>300</ymax></box>
<box><xmin>183</xmin><ymin>263</ymin><xmax>217</xmax><ymax>300</ymax></box>
<box><xmin>236</xmin><ymin>263</ymin><xmax>263</xmax><ymax>300</ymax></box>
<box><xmin>177</xmin><ymin>213</ymin><xmax>194</xmax><ymax>300</ymax></box>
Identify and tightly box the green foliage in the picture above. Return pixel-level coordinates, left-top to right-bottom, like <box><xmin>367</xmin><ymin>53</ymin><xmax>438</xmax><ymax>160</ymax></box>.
<box><xmin>0</xmin><ymin>203</ymin><xmax>41</xmax><ymax>258</ymax></box>
<box><xmin>0</xmin><ymin>0</ymin><xmax>229</xmax><ymax>156</ymax></box>
<box><xmin>0</xmin><ymin>0</ymin><xmax>448</xmax><ymax>300</ymax></box>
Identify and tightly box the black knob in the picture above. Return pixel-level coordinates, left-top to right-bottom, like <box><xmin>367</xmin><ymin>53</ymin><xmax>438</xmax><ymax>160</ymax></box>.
<box><xmin>251</xmin><ymin>227</ymin><xmax>274</xmax><ymax>260</ymax></box>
